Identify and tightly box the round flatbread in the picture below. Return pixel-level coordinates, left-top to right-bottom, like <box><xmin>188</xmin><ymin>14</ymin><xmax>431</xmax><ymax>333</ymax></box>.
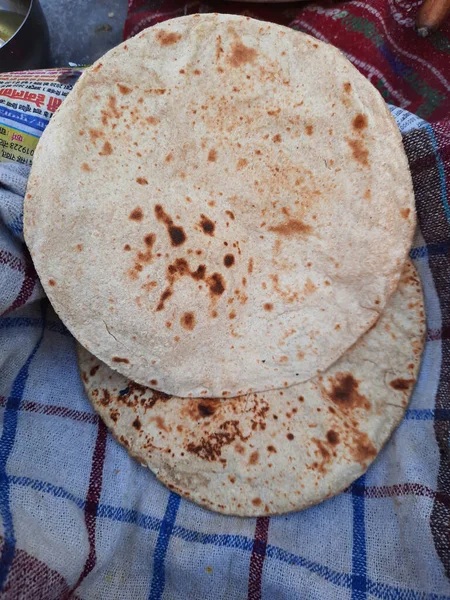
<box><xmin>26</xmin><ymin>14</ymin><xmax>415</xmax><ymax>397</ymax></box>
<box><xmin>78</xmin><ymin>261</ymin><xmax>424</xmax><ymax>516</ymax></box>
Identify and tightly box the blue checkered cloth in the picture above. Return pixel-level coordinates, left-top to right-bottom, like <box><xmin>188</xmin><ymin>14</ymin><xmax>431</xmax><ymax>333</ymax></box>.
<box><xmin>1</xmin><ymin>101</ymin><xmax>450</xmax><ymax>600</ymax></box>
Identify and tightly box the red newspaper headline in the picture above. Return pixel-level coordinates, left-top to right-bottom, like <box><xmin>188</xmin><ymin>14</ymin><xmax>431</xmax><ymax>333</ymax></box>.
<box><xmin>0</xmin><ymin>89</ymin><xmax>62</xmax><ymax>112</ymax></box>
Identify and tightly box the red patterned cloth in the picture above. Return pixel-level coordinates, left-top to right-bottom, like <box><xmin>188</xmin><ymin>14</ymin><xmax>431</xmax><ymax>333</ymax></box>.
<box><xmin>125</xmin><ymin>0</ymin><xmax>450</xmax><ymax>121</ymax></box>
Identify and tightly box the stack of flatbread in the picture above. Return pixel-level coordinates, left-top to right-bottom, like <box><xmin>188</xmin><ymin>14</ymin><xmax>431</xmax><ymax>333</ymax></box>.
<box><xmin>24</xmin><ymin>14</ymin><xmax>424</xmax><ymax>516</ymax></box>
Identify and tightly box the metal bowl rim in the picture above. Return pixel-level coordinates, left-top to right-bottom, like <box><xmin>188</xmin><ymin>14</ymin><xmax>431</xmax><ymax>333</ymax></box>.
<box><xmin>0</xmin><ymin>0</ymin><xmax>33</xmax><ymax>52</ymax></box>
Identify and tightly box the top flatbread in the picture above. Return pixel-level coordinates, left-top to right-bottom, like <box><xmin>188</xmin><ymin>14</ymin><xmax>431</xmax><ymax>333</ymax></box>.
<box><xmin>25</xmin><ymin>14</ymin><xmax>415</xmax><ymax>397</ymax></box>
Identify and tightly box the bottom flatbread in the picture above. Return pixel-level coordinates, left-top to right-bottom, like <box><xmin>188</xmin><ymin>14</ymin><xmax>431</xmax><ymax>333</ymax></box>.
<box><xmin>78</xmin><ymin>261</ymin><xmax>425</xmax><ymax>516</ymax></box>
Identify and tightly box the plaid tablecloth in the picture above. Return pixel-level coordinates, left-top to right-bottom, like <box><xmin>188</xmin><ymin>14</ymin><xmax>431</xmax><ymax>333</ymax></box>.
<box><xmin>1</xmin><ymin>2</ymin><xmax>450</xmax><ymax>599</ymax></box>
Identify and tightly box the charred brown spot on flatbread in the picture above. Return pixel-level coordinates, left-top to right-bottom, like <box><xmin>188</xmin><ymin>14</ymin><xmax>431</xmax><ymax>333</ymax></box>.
<box><xmin>141</xmin><ymin>280</ymin><xmax>157</xmax><ymax>293</ymax></box>
<box><xmin>112</xmin><ymin>357</ymin><xmax>129</xmax><ymax>364</ymax></box>
<box><xmin>129</xmin><ymin>207</ymin><xmax>143</xmax><ymax>221</ymax></box>
<box><xmin>207</xmin><ymin>273</ymin><xmax>225</xmax><ymax>296</ymax></box>
<box><xmin>128</xmin><ymin>233</ymin><xmax>156</xmax><ymax>280</ymax></box>
<box><xmin>326</xmin><ymin>430</ymin><xmax>339</xmax><ymax>445</ymax></box>
<box><xmin>208</xmin><ymin>149</ymin><xmax>217</xmax><ymax>162</ymax></box>
<box><xmin>224</xmin><ymin>254</ymin><xmax>235</xmax><ymax>268</ymax></box>
<box><xmin>156</xmin><ymin>30</ymin><xmax>182</xmax><ymax>46</ymax></box>
<box><xmin>197</xmin><ymin>399</ymin><xmax>220</xmax><ymax>417</ymax></box>
<box><xmin>119</xmin><ymin>435</ymin><xmax>131</xmax><ymax>450</ymax></box>
<box><xmin>145</xmin><ymin>388</ymin><xmax>172</xmax><ymax>409</ymax></box>
<box><xmin>136</xmin><ymin>177</ymin><xmax>148</xmax><ymax>185</ymax></box>
<box><xmin>352</xmin><ymin>114</ymin><xmax>368</xmax><ymax>131</ymax></box>
<box><xmin>155</xmin><ymin>258</ymin><xmax>212</xmax><ymax>311</ymax></box>
<box><xmin>390</xmin><ymin>377</ymin><xmax>415</xmax><ymax>391</ymax></box>
<box><xmin>327</xmin><ymin>372</ymin><xmax>371</xmax><ymax>411</ymax></box>
<box><xmin>311</xmin><ymin>437</ymin><xmax>333</xmax><ymax>475</ymax></box>
<box><xmin>346</xmin><ymin>138</ymin><xmax>369</xmax><ymax>166</ymax></box>
<box><xmin>186</xmin><ymin>420</ymin><xmax>248</xmax><ymax>461</ymax></box>
<box><xmin>117</xmin><ymin>83</ymin><xmax>132</xmax><ymax>95</ymax></box>
<box><xmin>199</xmin><ymin>214</ymin><xmax>215</xmax><ymax>236</ymax></box>
<box><xmin>192</xmin><ymin>264</ymin><xmax>206</xmax><ymax>280</ymax></box>
<box><xmin>144</xmin><ymin>234</ymin><xmax>155</xmax><ymax>247</ymax></box>
<box><xmin>155</xmin><ymin>204</ymin><xmax>186</xmax><ymax>246</ymax></box>
<box><xmin>248</xmin><ymin>451</ymin><xmax>259</xmax><ymax>465</ymax></box>
<box><xmin>216</xmin><ymin>34</ymin><xmax>224</xmax><ymax>61</ymax></box>
<box><xmin>90</xmin><ymin>365</ymin><xmax>100</xmax><ymax>377</ymax></box>
<box><xmin>351</xmin><ymin>431</ymin><xmax>377</xmax><ymax>465</ymax></box>
<box><xmin>88</xmin><ymin>128</ymin><xmax>103</xmax><ymax>142</ymax></box>
<box><xmin>99</xmin><ymin>141</ymin><xmax>113</xmax><ymax>156</ymax></box>
<box><xmin>99</xmin><ymin>389</ymin><xmax>110</xmax><ymax>407</ymax></box>
<box><xmin>156</xmin><ymin>288</ymin><xmax>173</xmax><ymax>312</ymax></box>
<box><xmin>151</xmin><ymin>415</ymin><xmax>168</xmax><ymax>432</ymax></box>
<box><xmin>156</xmin><ymin>259</ymin><xmax>209</xmax><ymax>311</ymax></box>
<box><xmin>167</xmin><ymin>258</ymin><xmax>190</xmax><ymax>280</ymax></box>
<box><xmin>180</xmin><ymin>311</ymin><xmax>196</xmax><ymax>330</ymax></box>
<box><xmin>227</xmin><ymin>40</ymin><xmax>257</xmax><ymax>68</ymax></box>
<box><xmin>108</xmin><ymin>96</ymin><xmax>120</xmax><ymax>118</ymax></box>
<box><xmin>268</xmin><ymin>218</ymin><xmax>312</xmax><ymax>237</ymax></box>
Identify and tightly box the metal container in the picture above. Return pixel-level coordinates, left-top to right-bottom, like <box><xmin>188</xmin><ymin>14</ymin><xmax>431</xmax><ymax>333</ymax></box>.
<box><xmin>0</xmin><ymin>0</ymin><xmax>49</xmax><ymax>72</ymax></box>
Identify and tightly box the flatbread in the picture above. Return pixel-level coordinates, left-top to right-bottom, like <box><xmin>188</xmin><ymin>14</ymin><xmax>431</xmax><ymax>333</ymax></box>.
<box><xmin>26</xmin><ymin>14</ymin><xmax>415</xmax><ymax>397</ymax></box>
<box><xmin>78</xmin><ymin>261</ymin><xmax>424</xmax><ymax>516</ymax></box>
